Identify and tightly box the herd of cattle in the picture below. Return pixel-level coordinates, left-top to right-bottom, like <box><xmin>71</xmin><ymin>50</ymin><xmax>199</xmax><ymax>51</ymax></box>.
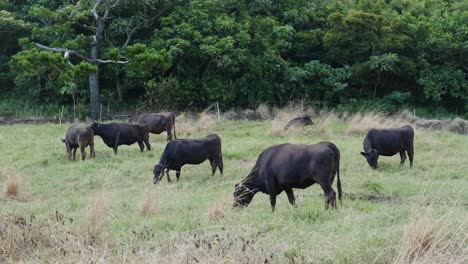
<box><xmin>61</xmin><ymin>112</ymin><xmax>415</xmax><ymax>211</ymax></box>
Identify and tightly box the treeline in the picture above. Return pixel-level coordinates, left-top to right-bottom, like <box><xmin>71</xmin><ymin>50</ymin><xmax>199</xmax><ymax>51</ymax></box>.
<box><xmin>0</xmin><ymin>0</ymin><xmax>466</xmax><ymax>116</ymax></box>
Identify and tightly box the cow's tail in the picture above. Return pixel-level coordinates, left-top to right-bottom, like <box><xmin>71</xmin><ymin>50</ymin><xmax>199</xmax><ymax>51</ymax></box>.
<box><xmin>325</xmin><ymin>142</ymin><xmax>342</xmax><ymax>205</ymax></box>
<box><xmin>172</xmin><ymin>113</ymin><xmax>177</xmax><ymax>139</ymax></box>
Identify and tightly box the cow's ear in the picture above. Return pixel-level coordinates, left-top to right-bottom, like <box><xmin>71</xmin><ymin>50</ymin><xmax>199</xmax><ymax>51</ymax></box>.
<box><xmin>360</xmin><ymin>152</ymin><xmax>368</xmax><ymax>157</ymax></box>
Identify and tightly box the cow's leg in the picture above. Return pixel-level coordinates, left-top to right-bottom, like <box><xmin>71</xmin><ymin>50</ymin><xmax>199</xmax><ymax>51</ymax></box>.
<box><xmin>285</xmin><ymin>189</ymin><xmax>296</xmax><ymax>207</ymax></box>
<box><xmin>80</xmin><ymin>144</ymin><xmax>86</xmax><ymax>160</ymax></box>
<box><xmin>209</xmin><ymin>158</ymin><xmax>216</xmax><ymax>176</ymax></box>
<box><xmin>72</xmin><ymin>147</ymin><xmax>77</xmax><ymax>161</ymax></box>
<box><xmin>318</xmin><ymin>180</ymin><xmax>336</xmax><ymax>210</ymax></box>
<box><xmin>216</xmin><ymin>156</ymin><xmax>223</xmax><ymax>176</ymax></box>
<box><xmin>175</xmin><ymin>167</ymin><xmax>181</xmax><ymax>181</ymax></box>
<box><xmin>66</xmin><ymin>144</ymin><xmax>71</xmax><ymax>160</ymax></box>
<box><xmin>407</xmin><ymin>146</ymin><xmax>414</xmax><ymax>167</ymax></box>
<box><xmin>399</xmin><ymin>150</ymin><xmax>407</xmax><ymax>165</ymax></box>
<box><xmin>144</xmin><ymin>138</ymin><xmax>151</xmax><ymax>151</ymax></box>
<box><xmin>269</xmin><ymin>194</ymin><xmax>277</xmax><ymax>212</ymax></box>
<box><xmin>166</xmin><ymin>170</ymin><xmax>172</xmax><ymax>182</ymax></box>
<box><xmin>90</xmin><ymin>142</ymin><xmax>95</xmax><ymax>158</ymax></box>
<box><xmin>138</xmin><ymin>141</ymin><xmax>145</xmax><ymax>152</ymax></box>
<box><xmin>166</xmin><ymin>129</ymin><xmax>172</xmax><ymax>141</ymax></box>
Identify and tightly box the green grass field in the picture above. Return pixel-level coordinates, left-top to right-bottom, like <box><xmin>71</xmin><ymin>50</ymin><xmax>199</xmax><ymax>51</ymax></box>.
<box><xmin>0</xmin><ymin>116</ymin><xmax>467</xmax><ymax>263</ymax></box>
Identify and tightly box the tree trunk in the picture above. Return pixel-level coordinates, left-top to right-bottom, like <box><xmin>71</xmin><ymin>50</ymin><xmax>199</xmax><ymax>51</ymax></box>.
<box><xmin>373</xmin><ymin>71</ymin><xmax>380</xmax><ymax>99</ymax></box>
<box><xmin>116</xmin><ymin>79</ymin><xmax>123</xmax><ymax>102</ymax></box>
<box><xmin>89</xmin><ymin>44</ymin><xmax>100</xmax><ymax>121</ymax></box>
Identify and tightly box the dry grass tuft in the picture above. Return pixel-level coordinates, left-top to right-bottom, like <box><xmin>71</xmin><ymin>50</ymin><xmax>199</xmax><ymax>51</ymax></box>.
<box><xmin>157</xmin><ymin>229</ymin><xmax>275</xmax><ymax>263</ymax></box>
<box><xmin>81</xmin><ymin>192</ymin><xmax>111</xmax><ymax>239</ymax></box>
<box><xmin>1</xmin><ymin>169</ymin><xmax>23</xmax><ymax>199</ymax></box>
<box><xmin>314</xmin><ymin>112</ymin><xmax>339</xmax><ymax>136</ymax></box>
<box><xmin>206</xmin><ymin>200</ymin><xmax>226</xmax><ymax>221</ymax></box>
<box><xmin>269</xmin><ymin>104</ymin><xmax>307</xmax><ymax>136</ymax></box>
<box><xmin>176</xmin><ymin>112</ymin><xmax>217</xmax><ymax>136</ymax></box>
<box><xmin>393</xmin><ymin>211</ymin><xmax>468</xmax><ymax>264</ymax></box>
<box><xmin>255</xmin><ymin>103</ymin><xmax>271</xmax><ymax>120</ymax></box>
<box><xmin>4</xmin><ymin>175</ymin><xmax>21</xmax><ymax>198</ymax></box>
<box><xmin>346</xmin><ymin>112</ymin><xmax>409</xmax><ymax>135</ymax></box>
<box><xmin>138</xmin><ymin>190</ymin><xmax>159</xmax><ymax>217</ymax></box>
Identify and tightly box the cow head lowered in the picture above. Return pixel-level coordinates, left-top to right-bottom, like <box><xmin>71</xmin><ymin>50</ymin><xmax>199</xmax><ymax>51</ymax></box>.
<box><xmin>153</xmin><ymin>164</ymin><xmax>165</xmax><ymax>184</ymax></box>
<box><xmin>233</xmin><ymin>182</ymin><xmax>258</xmax><ymax>208</ymax></box>
<box><xmin>360</xmin><ymin>149</ymin><xmax>379</xmax><ymax>169</ymax></box>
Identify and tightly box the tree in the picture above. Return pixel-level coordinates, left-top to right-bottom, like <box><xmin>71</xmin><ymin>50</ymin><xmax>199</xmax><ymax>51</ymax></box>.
<box><xmin>36</xmin><ymin>0</ymin><xmax>128</xmax><ymax>120</ymax></box>
<box><xmin>366</xmin><ymin>53</ymin><xmax>400</xmax><ymax>98</ymax></box>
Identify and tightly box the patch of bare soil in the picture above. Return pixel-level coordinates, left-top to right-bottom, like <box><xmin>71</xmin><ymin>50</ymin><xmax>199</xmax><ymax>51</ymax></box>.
<box><xmin>346</xmin><ymin>193</ymin><xmax>400</xmax><ymax>203</ymax></box>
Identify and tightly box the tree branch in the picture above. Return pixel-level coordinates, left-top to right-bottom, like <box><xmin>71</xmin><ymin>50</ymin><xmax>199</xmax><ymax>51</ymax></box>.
<box><xmin>92</xmin><ymin>0</ymin><xmax>102</xmax><ymax>20</ymax></box>
<box><xmin>36</xmin><ymin>43</ymin><xmax>129</xmax><ymax>65</ymax></box>
<box><xmin>122</xmin><ymin>27</ymin><xmax>137</xmax><ymax>48</ymax></box>
<box><xmin>96</xmin><ymin>58</ymin><xmax>128</xmax><ymax>64</ymax></box>
<box><xmin>36</xmin><ymin>43</ymin><xmax>90</xmax><ymax>62</ymax></box>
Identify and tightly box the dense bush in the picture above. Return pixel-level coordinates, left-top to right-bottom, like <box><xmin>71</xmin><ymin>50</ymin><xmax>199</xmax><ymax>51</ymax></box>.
<box><xmin>0</xmin><ymin>0</ymin><xmax>466</xmax><ymax>115</ymax></box>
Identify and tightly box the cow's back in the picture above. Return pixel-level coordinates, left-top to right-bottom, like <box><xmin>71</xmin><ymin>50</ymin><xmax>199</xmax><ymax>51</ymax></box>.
<box><xmin>365</xmin><ymin>126</ymin><xmax>414</xmax><ymax>156</ymax></box>
<box><xmin>163</xmin><ymin>135</ymin><xmax>221</xmax><ymax>165</ymax></box>
<box><xmin>257</xmin><ymin>143</ymin><xmax>335</xmax><ymax>190</ymax></box>
<box><xmin>136</xmin><ymin>112</ymin><xmax>173</xmax><ymax>133</ymax></box>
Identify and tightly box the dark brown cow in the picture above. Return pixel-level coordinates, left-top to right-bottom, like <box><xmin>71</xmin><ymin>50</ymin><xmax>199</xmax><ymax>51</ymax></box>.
<box><xmin>90</xmin><ymin>121</ymin><xmax>151</xmax><ymax>154</ymax></box>
<box><xmin>284</xmin><ymin>115</ymin><xmax>313</xmax><ymax>130</ymax></box>
<box><xmin>153</xmin><ymin>134</ymin><xmax>223</xmax><ymax>183</ymax></box>
<box><xmin>134</xmin><ymin>112</ymin><xmax>177</xmax><ymax>141</ymax></box>
<box><xmin>233</xmin><ymin>142</ymin><xmax>342</xmax><ymax>211</ymax></box>
<box><xmin>61</xmin><ymin>125</ymin><xmax>95</xmax><ymax>161</ymax></box>
<box><xmin>361</xmin><ymin>125</ymin><xmax>414</xmax><ymax>169</ymax></box>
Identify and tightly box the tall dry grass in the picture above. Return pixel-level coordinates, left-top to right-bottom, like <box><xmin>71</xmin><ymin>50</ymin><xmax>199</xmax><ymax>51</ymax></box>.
<box><xmin>255</xmin><ymin>103</ymin><xmax>271</xmax><ymax>120</ymax></box>
<box><xmin>393</xmin><ymin>210</ymin><xmax>468</xmax><ymax>264</ymax></box>
<box><xmin>176</xmin><ymin>113</ymin><xmax>217</xmax><ymax>136</ymax></box>
<box><xmin>80</xmin><ymin>192</ymin><xmax>111</xmax><ymax>239</ymax></box>
<box><xmin>1</xmin><ymin>169</ymin><xmax>22</xmax><ymax>198</ymax></box>
<box><xmin>269</xmin><ymin>104</ymin><xmax>311</xmax><ymax>136</ymax></box>
<box><xmin>346</xmin><ymin>112</ymin><xmax>411</xmax><ymax>135</ymax></box>
<box><xmin>138</xmin><ymin>189</ymin><xmax>159</xmax><ymax>217</ymax></box>
<box><xmin>206</xmin><ymin>200</ymin><xmax>227</xmax><ymax>221</ymax></box>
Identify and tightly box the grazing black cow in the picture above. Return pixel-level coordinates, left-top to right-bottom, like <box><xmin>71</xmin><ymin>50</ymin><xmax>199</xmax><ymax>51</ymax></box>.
<box><xmin>61</xmin><ymin>125</ymin><xmax>95</xmax><ymax>161</ymax></box>
<box><xmin>233</xmin><ymin>142</ymin><xmax>342</xmax><ymax>211</ymax></box>
<box><xmin>153</xmin><ymin>134</ymin><xmax>223</xmax><ymax>183</ymax></box>
<box><xmin>360</xmin><ymin>125</ymin><xmax>414</xmax><ymax>169</ymax></box>
<box><xmin>284</xmin><ymin>115</ymin><xmax>314</xmax><ymax>130</ymax></box>
<box><xmin>133</xmin><ymin>112</ymin><xmax>177</xmax><ymax>141</ymax></box>
<box><xmin>90</xmin><ymin>121</ymin><xmax>151</xmax><ymax>154</ymax></box>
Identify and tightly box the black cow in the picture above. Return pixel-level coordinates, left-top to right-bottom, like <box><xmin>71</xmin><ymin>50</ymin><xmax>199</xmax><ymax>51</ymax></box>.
<box><xmin>233</xmin><ymin>142</ymin><xmax>342</xmax><ymax>211</ymax></box>
<box><xmin>61</xmin><ymin>125</ymin><xmax>95</xmax><ymax>161</ymax></box>
<box><xmin>90</xmin><ymin>121</ymin><xmax>151</xmax><ymax>154</ymax></box>
<box><xmin>284</xmin><ymin>115</ymin><xmax>314</xmax><ymax>130</ymax></box>
<box><xmin>153</xmin><ymin>134</ymin><xmax>223</xmax><ymax>183</ymax></box>
<box><xmin>360</xmin><ymin>125</ymin><xmax>414</xmax><ymax>169</ymax></box>
<box><xmin>133</xmin><ymin>112</ymin><xmax>177</xmax><ymax>141</ymax></box>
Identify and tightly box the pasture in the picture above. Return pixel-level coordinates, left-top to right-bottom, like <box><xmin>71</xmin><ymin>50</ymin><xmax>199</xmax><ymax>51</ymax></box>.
<box><xmin>0</xmin><ymin>113</ymin><xmax>467</xmax><ymax>263</ymax></box>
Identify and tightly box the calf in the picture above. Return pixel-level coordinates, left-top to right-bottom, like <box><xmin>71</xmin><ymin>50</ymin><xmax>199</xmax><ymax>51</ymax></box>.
<box><xmin>233</xmin><ymin>142</ymin><xmax>342</xmax><ymax>211</ymax></box>
<box><xmin>360</xmin><ymin>125</ymin><xmax>414</xmax><ymax>169</ymax></box>
<box><xmin>153</xmin><ymin>134</ymin><xmax>223</xmax><ymax>183</ymax></box>
<box><xmin>284</xmin><ymin>115</ymin><xmax>314</xmax><ymax>130</ymax></box>
<box><xmin>61</xmin><ymin>125</ymin><xmax>95</xmax><ymax>161</ymax></box>
<box><xmin>90</xmin><ymin>121</ymin><xmax>151</xmax><ymax>154</ymax></box>
<box><xmin>133</xmin><ymin>112</ymin><xmax>177</xmax><ymax>141</ymax></box>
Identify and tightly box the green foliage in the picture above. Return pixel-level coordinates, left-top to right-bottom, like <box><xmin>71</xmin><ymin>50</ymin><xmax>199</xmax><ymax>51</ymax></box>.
<box><xmin>361</xmin><ymin>181</ymin><xmax>384</xmax><ymax>195</ymax></box>
<box><xmin>0</xmin><ymin>0</ymin><xmax>467</xmax><ymax>115</ymax></box>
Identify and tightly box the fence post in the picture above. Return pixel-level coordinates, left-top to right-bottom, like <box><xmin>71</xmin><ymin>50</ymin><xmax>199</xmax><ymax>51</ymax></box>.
<box><xmin>59</xmin><ymin>105</ymin><xmax>64</xmax><ymax>124</ymax></box>
<box><xmin>216</xmin><ymin>102</ymin><xmax>220</xmax><ymax>120</ymax></box>
<box><xmin>100</xmin><ymin>103</ymin><xmax>103</xmax><ymax>121</ymax></box>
